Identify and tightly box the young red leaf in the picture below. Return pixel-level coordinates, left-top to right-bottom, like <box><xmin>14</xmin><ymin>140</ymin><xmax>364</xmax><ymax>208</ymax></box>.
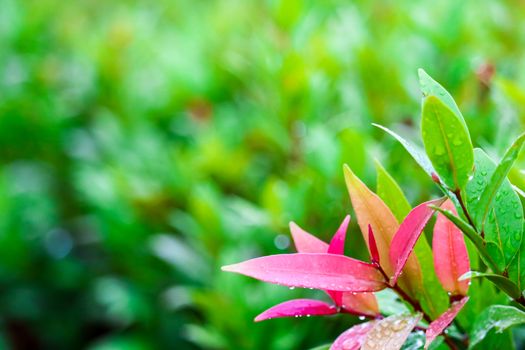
<box><xmin>290</xmin><ymin>222</ymin><xmax>328</xmax><ymax>253</ymax></box>
<box><xmin>330</xmin><ymin>321</ymin><xmax>376</xmax><ymax>350</ymax></box>
<box><xmin>222</xmin><ymin>253</ymin><xmax>387</xmax><ymax>292</ymax></box>
<box><xmin>328</xmin><ymin>215</ymin><xmax>350</xmax><ymax>255</ymax></box>
<box><xmin>341</xmin><ymin>292</ymin><xmax>380</xmax><ymax>317</ymax></box>
<box><xmin>433</xmin><ymin>199</ymin><xmax>470</xmax><ymax>296</ymax></box>
<box><xmin>425</xmin><ymin>296</ymin><xmax>469</xmax><ymax>349</ymax></box>
<box><xmin>389</xmin><ymin>198</ymin><xmax>444</xmax><ymax>285</ymax></box>
<box><xmin>368</xmin><ymin>225</ymin><xmax>380</xmax><ymax>265</ymax></box>
<box><xmin>254</xmin><ymin>299</ymin><xmax>337</xmax><ymax>322</ymax></box>
<box><xmin>288</xmin><ymin>218</ymin><xmax>379</xmax><ymax>311</ymax></box>
<box><xmin>344</xmin><ymin>164</ymin><xmax>423</xmax><ymax>297</ymax></box>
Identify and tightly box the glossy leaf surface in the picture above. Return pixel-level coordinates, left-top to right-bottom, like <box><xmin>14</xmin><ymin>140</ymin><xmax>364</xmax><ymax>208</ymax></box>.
<box><xmin>389</xmin><ymin>198</ymin><xmax>443</xmax><ymax>285</ymax></box>
<box><xmin>222</xmin><ymin>253</ymin><xmax>387</xmax><ymax>292</ymax></box>
<box><xmin>330</xmin><ymin>322</ymin><xmax>376</xmax><ymax>350</ymax></box>
<box><xmin>466</xmin><ymin>149</ymin><xmax>523</xmax><ymax>272</ymax></box>
<box><xmin>344</xmin><ymin>165</ymin><xmax>422</xmax><ymax>296</ymax></box>
<box><xmin>327</xmin><ymin>215</ymin><xmax>350</xmax><ymax>255</ymax></box>
<box><xmin>425</xmin><ymin>297</ymin><xmax>469</xmax><ymax>349</ymax></box>
<box><xmin>254</xmin><ymin>299</ymin><xmax>337</xmax><ymax>322</ymax></box>
<box><xmin>469</xmin><ymin>305</ymin><xmax>525</xmax><ymax>349</ymax></box>
<box><xmin>418</xmin><ymin>69</ymin><xmax>466</xmax><ymax>127</ymax></box>
<box><xmin>421</xmin><ymin>95</ymin><xmax>473</xmax><ymax>191</ymax></box>
<box><xmin>361</xmin><ymin>313</ymin><xmax>421</xmax><ymax>350</ymax></box>
<box><xmin>432</xmin><ymin>200</ymin><xmax>470</xmax><ymax>296</ymax></box>
<box><xmin>290</xmin><ymin>222</ymin><xmax>329</xmax><ymax>253</ymax></box>
<box><xmin>459</xmin><ymin>271</ymin><xmax>521</xmax><ymax>299</ymax></box>
<box><xmin>376</xmin><ymin>163</ymin><xmax>448</xmax><ymax>318</ymax></box>
<box><xmin>474</xmin><ymin>133</ymin><xmax>525</xmax><ymax>230</ymax></box>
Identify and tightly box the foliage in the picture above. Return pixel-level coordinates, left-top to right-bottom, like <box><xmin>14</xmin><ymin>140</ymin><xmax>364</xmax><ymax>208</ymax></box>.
<box><xmin>223</xmin><ymin>71</ymin><xmax>525</xmax><ymax>349</ymax></box>
<box><xmin>2</xmin><ymin>0</ymin><xmax>525</xmax><ymax>349</ymax></box>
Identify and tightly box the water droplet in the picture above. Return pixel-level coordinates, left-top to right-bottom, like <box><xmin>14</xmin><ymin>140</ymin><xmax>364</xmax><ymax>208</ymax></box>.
<box><xmin>289</xmin><ymin>287</ymin><xmax>295</xmax><ymax>290</ymax></box>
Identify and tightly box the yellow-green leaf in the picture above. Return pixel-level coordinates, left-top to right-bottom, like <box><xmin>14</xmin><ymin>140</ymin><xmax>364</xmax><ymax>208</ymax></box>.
<box><xmin>344</xmin><ymin>164</ymin><xmax>421</xmax><ymax>298</ymax></box>
<box><xmin>375</xmin><ymin>160</ymin><xmax>448</xmax><ymax>318</ymax></box>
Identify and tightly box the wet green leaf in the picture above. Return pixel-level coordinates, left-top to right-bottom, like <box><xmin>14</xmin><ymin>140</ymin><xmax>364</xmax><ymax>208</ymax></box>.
<box><xmin>418</xmin><ymin>69</ymin><xmax>467</xmax><ymax>128</ymax></box>
<box><xmin>373</xmin><ymin>123</ymin><xmax>435</xmax><ymax>177</ymax></box>
<box><xmin>459</xmin><ymin>271</ymin><xmax>521</xmax><ymax>300</ymax></box>
<box><xmin>421</xmin><ymin>95</ymin><xmax>474</xmax><ymax>191</ymax></box>
<box><xmin>465</xmin><ymin>149</ymin><xmax>523</xmax><ymax>273</ymax></box>
<box><xmin>474</xmin><ymin>133</ymin><xmax>525</xmax><ymax>232</ymax></box>
<box><xmin>469</xmin><ymin>305</ymin><xmax>525</xmax><ymax>349</ymax></box>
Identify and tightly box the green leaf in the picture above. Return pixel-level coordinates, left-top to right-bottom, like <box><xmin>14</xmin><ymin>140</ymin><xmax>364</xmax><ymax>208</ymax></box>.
<box><xmin>508</xmin><ymin>234</ymin><xmax>525</xmax><ymax>292</ymax></box>
<box><xmin>373</xmin><ymin>123</ymin><xmax>458</xmax><ymax>204</ymax></box>
<box><xmin>470</xmin><ymin>329</ymin><xmax>515</xmax><ymax>350</ymax></box>
<box><xmin>375</xmin><ymin>160</ymin><xmax>412</xmax><ymax>222</ymax></box>
<box><xmin>469</xmin><ymin>305</ymin><xmax>525</xmax><ymax>349</ymax></box>
<box><xmin>431</xmin><ymin>206</ymin><xmax>500</xmax><ymax>274</ymax></box>
<box><xmin>459</xmin><ymin>271</ymin><xmax>521</xmax><ymax>300</ymax></box>
<box><xmin>465</xmin><ymin>149</ymin><xmax>523</xmax><ymax>273</ymax></box>
<box><xmin>308</xmin><ymin>345</ymin><xmax>330</xmax><ymax>350</ymax></box>
<box><xmin>373</xmin><ymin>123</ymin><xmax>435</xmax><ymax>177</ymax></box>
<box><xmin>421</xmin><ymin>95</ymin><xmax>474</xmax><ymax>191</ymax></box>
<box><xmin>375</xmin><ymin>161</ymin><xmax>447</xmax><ymax>318</ymax></box>
<box><xmin>474</xmin><ymin>133</ymin><xmax>525</xmax><ymax>231</ymax></box>
<box><xmin>418</xmin><ymin>69</ymin><xmax>467</xmax><ymax>129</ymax></box>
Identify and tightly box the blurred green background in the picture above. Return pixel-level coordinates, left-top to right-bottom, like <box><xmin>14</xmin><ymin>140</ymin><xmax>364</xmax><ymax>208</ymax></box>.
<box><xmin>1</xmin><ymin>0</ymin><xmax>525</xmax><ymax>349</ymax></box>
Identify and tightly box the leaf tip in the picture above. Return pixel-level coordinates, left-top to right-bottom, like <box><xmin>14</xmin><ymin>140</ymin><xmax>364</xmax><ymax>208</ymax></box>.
<box><xmin>221</xmin><ymin>263</ymin><xmax>239</xmax><ymax>273</ymax></box>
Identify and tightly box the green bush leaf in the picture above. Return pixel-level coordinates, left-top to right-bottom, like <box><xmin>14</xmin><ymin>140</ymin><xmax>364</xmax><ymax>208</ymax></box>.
<box><xmin>473</xmin><ymin>133</ymin><xmax>525</xmax><ymax>231</ymax></box>
<box><xmin>466</xmin><ymin>149</ymin><xmax>523</xmax><ymax>273</ymax></box>
<box><xmin>508</xmin><ymin>234</ymin><xmax>525</xmax><ymax>292</ymax></box>
<box><xmin>373</xmin><ymin>123</ymin><xmax>435</xmax><ymax>177</ymax></box>
<box><xmin>418</xmin><ymin>69</ymin><xmax>467</xmax><ymax>129</ymax></box>
<box><xmin>421</xmin><ymin>95</ymin><xmax>474</xmax><ymax>191</ymax></box>
<box><xmin>375</xmin><ymin>160</ymin><xmax>411</xmax><ymax>222</ymax></box>
<box><xmin>469</xmin><ymin>305</ymin><xmax>525</xmax><ymax>349</ymax></box>
<box><xmin>459</xmin><ymin>271</ymin><xmax>521</xmax><ymax>300</ymax></box>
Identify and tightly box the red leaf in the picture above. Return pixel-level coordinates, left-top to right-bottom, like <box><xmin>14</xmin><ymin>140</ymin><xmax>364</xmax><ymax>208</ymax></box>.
<box><xmin>330</xmin><ymin>321</ymin><xmax>376</xmax><ymax>350</ymax></box>
<box><xmin>340</xmin><ymin>292</ymin><xmax>380</xmax><ymax>317</ymax></box>
<box><xmin>432</xmin><ymin>199</ymin><xmax>470</xmax><ymax>295</ymax></box>
<box><xmin>254</xmin><ymin>299</ymin><xmax>337</xmax><ymax>322</ymax></box>
<box><xmin>389</xmin><ymin>198</ymin><xmax>444</xmax><ymax>285</ymax></box>
<box><xmin>222</xmin><ymin>253</ymin><xmax>387</xmax><ymax>292</ymax></box>
<box><xmin>290</xmin><ymin>222</ymin><xmax>328</xmax><ymax>253</ymax></box>
<box><xmin>425</xmin><ymin>296</ymin><xmax>469</xmax><ymax>349</ymax></box>
<box><xmin>368</xmin><ymin>225</ymin><xmax>380</xmax><ymax>265</ymax></box>
<box><xmin>328</xmin><ymin>215</ymin><xmax>350</xmax><ymax>255</ymax></box>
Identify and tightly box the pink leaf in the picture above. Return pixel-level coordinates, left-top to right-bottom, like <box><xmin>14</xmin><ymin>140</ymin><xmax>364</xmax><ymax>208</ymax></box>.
<box><xmin>432</xmin><ymin>199</ymin><xmax>470</xmax><ymax>295</ymax></box>
<box><xmin>328</xmin><ymin>215</ymin><xmax>351</xmax><ymax>255</ymax></box>
<box><xmin>368</xmin><ymin>225</ymin><xmax>380</xmax><ymax>265</ymax></box>
<box><xmin>289</xmin><ymin>218</ymin><xmax>379</xmax><ymax>310</ymax></box>
<box><xmin>254</xmin><ymin>299</ymin><xmax>337</xmax><ymax>322</ymax></box>
<box><xmin>330</xmin><ymin>321</ymin><xmax>376</xmax><ymax>350</ymax></box>
<box><xmin>222</xmin><ymin>253</ymin><xmax>387</xmax><ymax>292</ymax></box>
<box><xmin>425</xmin><ymin>296</ymin><xmax>469</xmax><ymax>349</ymax></box>
<box><xmin>289</xmin><ymin>222</ymin><xmax>329</xmax><ymax>253</ymax></box>
<box><xmin>389</xmin><ymin>198</ymin><xmax>445</xmax><ymax>285</ymax></box>
<box><xmin>341</xmin><ymin>292</ymin><xmax>380</xmax><ymax>317</ymax></box>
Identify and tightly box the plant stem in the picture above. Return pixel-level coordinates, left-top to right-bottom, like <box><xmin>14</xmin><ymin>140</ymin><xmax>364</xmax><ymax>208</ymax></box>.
<box><xmin>453</xmin><ymin>190</ymin><xmax>477</xmax><ymax>232</ymax></box>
